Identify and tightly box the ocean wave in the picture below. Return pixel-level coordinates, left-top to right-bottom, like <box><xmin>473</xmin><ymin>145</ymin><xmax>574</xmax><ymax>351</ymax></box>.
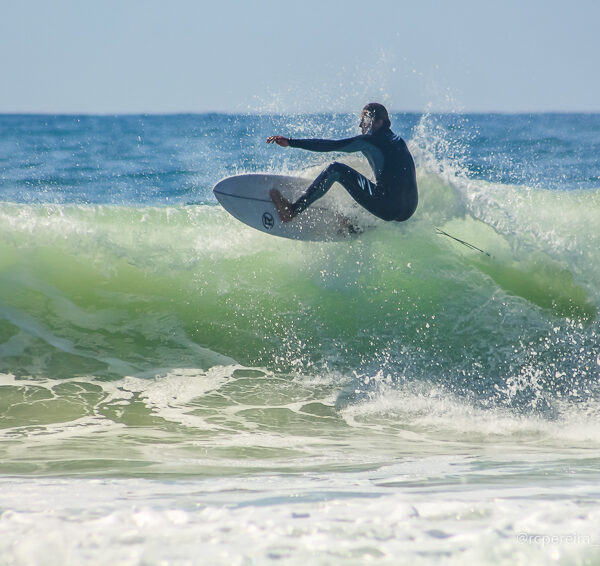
<box><xmin>1</xmin><ymin>168</ymin><xmax>599</xmax><ymax>415</ymax></box>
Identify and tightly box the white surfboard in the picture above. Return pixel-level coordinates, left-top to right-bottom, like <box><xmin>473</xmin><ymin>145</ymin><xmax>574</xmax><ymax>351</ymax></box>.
<box><xmin>213</xmin><ymin>174</ymin><xmax>372</xmax><ymax>242</ymax></box>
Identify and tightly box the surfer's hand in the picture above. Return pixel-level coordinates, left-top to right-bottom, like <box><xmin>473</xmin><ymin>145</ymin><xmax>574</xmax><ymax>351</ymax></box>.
<box><xmin>266</xmin><ymin>136</ymin><xmax>289</xmax><ymax>147</ymax></box>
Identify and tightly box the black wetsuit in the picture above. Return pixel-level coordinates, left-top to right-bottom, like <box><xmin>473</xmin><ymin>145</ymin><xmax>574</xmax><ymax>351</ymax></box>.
<box><xmin>288</xmin><ymin>127</ymin><xmax>418</xmax><ymax>221</ymax></box>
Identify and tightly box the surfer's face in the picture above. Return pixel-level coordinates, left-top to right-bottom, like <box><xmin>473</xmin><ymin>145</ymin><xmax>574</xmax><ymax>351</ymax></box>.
<box><xmin>360</xmin><ymin>110</ymin><xmax>383</xmax><ymax>134</ymax></box>
<box><xmin>360</xmin><ymin>110</ymin><xmax>373</xmax><ymax>134</ymax></box>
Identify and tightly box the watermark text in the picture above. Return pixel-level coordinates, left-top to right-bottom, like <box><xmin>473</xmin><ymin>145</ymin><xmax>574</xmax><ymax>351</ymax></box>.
<box><xmin>517</xmin><ymin>532</ymin><xmax>597</xmax><ymax>547</ymax></box>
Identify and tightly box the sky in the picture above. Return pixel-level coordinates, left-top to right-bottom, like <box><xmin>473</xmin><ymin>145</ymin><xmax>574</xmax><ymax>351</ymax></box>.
<box><xmin>1</xmin><ymin>0</ymin><xmax>599</xmax><ymax>114</ymax></box>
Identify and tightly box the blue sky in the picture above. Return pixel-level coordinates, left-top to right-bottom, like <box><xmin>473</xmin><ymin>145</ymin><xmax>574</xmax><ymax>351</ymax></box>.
<box><xmin>1</xmin><ymin>0</ymin><xmax>598</xmax><ymax>113</ymax></box>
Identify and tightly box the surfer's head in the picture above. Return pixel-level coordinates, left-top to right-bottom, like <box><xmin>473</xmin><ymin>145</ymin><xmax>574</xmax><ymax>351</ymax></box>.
<box><xmin>360</xmin><ymin>103</ymin><xmax>391</xmax><ymax>134</ymax></box>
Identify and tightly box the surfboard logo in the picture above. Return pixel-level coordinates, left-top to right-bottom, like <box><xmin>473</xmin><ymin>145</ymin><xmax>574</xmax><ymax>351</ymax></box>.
<box><xmin>262</xmin><ymin>212</ymin><xmax>275</xmax><ymax>230</ymax></box>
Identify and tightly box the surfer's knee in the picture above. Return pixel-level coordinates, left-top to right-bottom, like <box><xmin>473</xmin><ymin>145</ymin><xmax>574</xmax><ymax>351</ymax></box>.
<box><xmin>328</xmin><ymin>161</ymin><xmax>345</xmax><ymax>173</ymax></box>
<box><xmin>325</xmin><ymin>161</ymin><xmax>345</xmax><ymax>180</ymax></box>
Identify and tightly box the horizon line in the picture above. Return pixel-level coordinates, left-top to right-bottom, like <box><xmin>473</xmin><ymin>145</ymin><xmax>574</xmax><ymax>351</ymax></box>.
<box><xmin>1</xmin><ymin>109</ymin><xmax>600</xmax><ymax>117</ymax></box>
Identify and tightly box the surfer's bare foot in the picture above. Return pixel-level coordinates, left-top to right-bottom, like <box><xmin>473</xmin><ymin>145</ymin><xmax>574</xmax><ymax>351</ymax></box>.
<box><xmin>269</xmin><ymin>189</ymin><xmax>296</xmax><ymax>223</ymax></box>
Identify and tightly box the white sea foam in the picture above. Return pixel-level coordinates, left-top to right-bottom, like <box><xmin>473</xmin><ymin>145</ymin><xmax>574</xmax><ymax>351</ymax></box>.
<box><xmin>1</xmin><ymin>471</ymin><xmax>599</xmax><ymax>566</ymax></box>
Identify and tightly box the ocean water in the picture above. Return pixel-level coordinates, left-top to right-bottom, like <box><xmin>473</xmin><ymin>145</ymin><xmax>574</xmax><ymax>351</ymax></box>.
<box><xmin>1</xmin><ymin>112</ymin><xmax>600</xmax><ymax>565</ymax></box>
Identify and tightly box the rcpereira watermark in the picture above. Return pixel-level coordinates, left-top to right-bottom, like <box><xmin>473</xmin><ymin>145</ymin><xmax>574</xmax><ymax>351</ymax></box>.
<box><xmin>517</xmin><ymin>532</ymin><xmax>598</xmax><ymax>547</ymax></box>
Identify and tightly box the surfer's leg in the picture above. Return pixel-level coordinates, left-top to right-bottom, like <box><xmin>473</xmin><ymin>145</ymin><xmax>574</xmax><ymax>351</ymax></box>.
<box><xmin>312</xmin><ymin>162</ymin><xmax>414</xmax><ymax>221</ymax></box>
<box><xmin>292</xmin><ymin>161</ymin><xmax>401</xmax><ymax>221</ymax></box>
<box><xmin>291</xmin><ymin>161</ymin><xmax>374</xmax><ymax>216</ymax></box>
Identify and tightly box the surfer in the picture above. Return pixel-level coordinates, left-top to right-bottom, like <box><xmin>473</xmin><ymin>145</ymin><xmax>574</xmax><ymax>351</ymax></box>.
<box><xmin>266</xmin><ymin>103</ymin><xmax>418</xmax><ymax>223</ymax></box>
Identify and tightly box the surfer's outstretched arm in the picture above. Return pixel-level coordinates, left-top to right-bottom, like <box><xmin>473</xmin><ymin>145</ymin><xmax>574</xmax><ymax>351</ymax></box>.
<box><xmin>288</xmin><ymin>136</ymin><xmax>369</xmax><ymax>153</ymax></box>
<box><xmin>267</xmin><ymin>135</ymin><xmax>368</xmax><ymax>154</ymax></box>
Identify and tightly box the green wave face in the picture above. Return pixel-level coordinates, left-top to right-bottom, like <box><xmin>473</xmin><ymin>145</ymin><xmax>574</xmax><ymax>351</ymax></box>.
<box><xmin>0</xmin><ymin>173</ymin><xmax>599</xmax><ymax>412</ymax></box>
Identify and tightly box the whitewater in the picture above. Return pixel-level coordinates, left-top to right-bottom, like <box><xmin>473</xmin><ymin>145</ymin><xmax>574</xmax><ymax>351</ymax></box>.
<box><xmin>1</xmin><ymin>112</ymin><xmax>600</xmax><ymax>565</ymax></box>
